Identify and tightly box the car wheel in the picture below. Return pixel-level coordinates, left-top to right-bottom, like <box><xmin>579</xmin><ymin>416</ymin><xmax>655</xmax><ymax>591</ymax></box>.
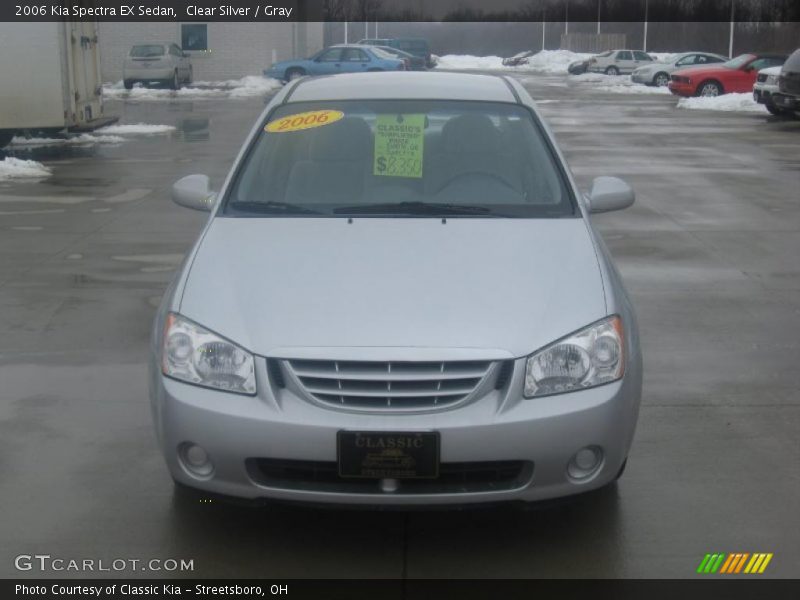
<box><xmin>614</xmin><ymin>458</ymin><xmax>628</xmax><ymax>481</ymax></box>
<box><xmin>169</xmin><ymin>70</ymin><xmax>180</xmax><ymax>90</ymax></box>
<box><xmin>654</xmin><ymin>72</ymin><xmax>670</xmax><ymax>87</ymax></box>
<box><xmin>285</xmin><ymin>68</ymin><xmax>305</xmax><ymax>81</ymax></box>
<box><xmin>605</xmin><ymin>65</ymin><xmax>619</xmax><ymax>76</ymax></box>
<box><xmin>123</xmin><ymin>79</ymin><xmax>134</xmax><ymax>90</ymax></box>
<box><xmin>185</xmin><ymin>67</ymin><xmax>193</xmax><ymax>85</ymax></box>
<box><xmin>697</xmin><ymin>80</ymin><xmax>722</xmax><ymax>97</ymax></box>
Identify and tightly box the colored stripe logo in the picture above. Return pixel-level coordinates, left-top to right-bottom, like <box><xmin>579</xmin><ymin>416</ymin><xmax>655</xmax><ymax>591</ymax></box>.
<box><xmin>697</xmin><ymin>553</ymin><xmax>773</xmax><ymax>574</ymax></box>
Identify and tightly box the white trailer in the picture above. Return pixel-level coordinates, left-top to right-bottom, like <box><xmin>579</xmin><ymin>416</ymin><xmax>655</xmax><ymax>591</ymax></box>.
<box><xmin>0</xmin><ymin>21</ymin><xmax>117</xmax><ymax>148</ymax></box>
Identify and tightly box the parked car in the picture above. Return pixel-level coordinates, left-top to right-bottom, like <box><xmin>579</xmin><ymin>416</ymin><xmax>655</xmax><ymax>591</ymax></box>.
<box><xmin>502</xmin><ymin>50</ymin><xmax>536</xmax><ymax>67</ymax></box>
<box><xmin>368</xmin><ymin>44</ymin><xmax>426</xmax><ymax>71</ymax></box>
<box><xmin>753</xmin><ymin>66</ymin><xmax>786</xmax><ymax>115</ymax></box>
<box><xmin>771</xmin><ymin>48</ymin><xmax>800</xmax><ymax>116</ymax></box>
<box><xmin>631</xmin><ymin>52</ymin><xmax>727</xmax><ymax>87</ymax></box>
<box><xmin>123</xmin><ymin>43</ymin><xmax>192</xmax><ymax>90</ymax></box>
<box><xmin>152</xmin><ymin>71</ymin><xmax>642</xmax><ymax>507</ymax></box>
<box><xmin>359</xmin><ymin>37</ymin><xmax>435</xmax><ymax>69</ymax></box>
<box><xmin>264</xmin><ymin>45</ymin><xmax>406</xmax><ymax>82</ymax></box>
<box><xmin>669</xmin><ymin>53</ymin><xmax>787</xmax><ymax>97</ymax></box>
<box><xmin>568</xmin><ymin>58</ymin><xmax>592</xmax><ymax>75</ymax></box>
<box><xmin>587</xmin><ymin>49</ymin><xmax>654</xmax><ymax>75</ymax></box>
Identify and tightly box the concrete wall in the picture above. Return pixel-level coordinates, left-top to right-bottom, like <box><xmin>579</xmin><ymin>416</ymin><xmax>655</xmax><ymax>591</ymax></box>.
<box><xmin>98</xmin><ymin>22</ymin><xmax>324</xmax><ymax>82</ymax></box>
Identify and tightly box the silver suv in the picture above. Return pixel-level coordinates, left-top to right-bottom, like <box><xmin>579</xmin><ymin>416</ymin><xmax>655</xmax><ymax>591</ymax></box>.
<box><xmin>123</xmin><ymin>43</ymin><xmax>192</xmax><ymax>90</ymax></box>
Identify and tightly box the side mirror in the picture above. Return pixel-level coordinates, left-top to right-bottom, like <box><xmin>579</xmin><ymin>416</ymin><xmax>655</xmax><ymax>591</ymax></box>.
<box><xmin>587</xmin><ymin>176</ymin><xmax>635</xmax><ymax>214</ymax></box>
<box><xmin>172</xmin><ymin>174</ymin><xmax>215</xmax><ymax>212</ymax></box>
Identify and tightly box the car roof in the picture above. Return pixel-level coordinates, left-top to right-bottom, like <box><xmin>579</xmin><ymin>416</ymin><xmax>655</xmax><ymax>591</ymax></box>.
<box><xmin>287</xmin><ymin>72</ymin><xmax>518</xmax><ymax>104</ymax></box>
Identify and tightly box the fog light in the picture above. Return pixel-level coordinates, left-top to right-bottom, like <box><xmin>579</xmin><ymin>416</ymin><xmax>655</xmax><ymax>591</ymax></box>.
<box><xmin>567</xmin><ymin>446</ymin><xmax>603</xmax><ymax>482</ymax></box>
<box><xmin>179</xmin><ymin>442</ymin><xmax>214</xmax><ymax>478</ymax></box>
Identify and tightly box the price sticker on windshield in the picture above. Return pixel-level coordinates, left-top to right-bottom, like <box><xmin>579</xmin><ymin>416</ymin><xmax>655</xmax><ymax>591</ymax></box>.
<box><xmin>374</xmin><ymin>114</ymin><xmax>425</xmax><ymax>178</ymax></box>
<box><xmin>265</xmin><ymin>110</ymin><xmax>344</xmax><ymax>133</ymax></box>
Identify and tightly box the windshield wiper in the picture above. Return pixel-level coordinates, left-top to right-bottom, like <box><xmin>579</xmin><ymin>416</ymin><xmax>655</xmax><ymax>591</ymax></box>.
<box><xmin>228</xmin><ymin>201</ymin><xmax>322</xmax><ymax>215</ymax></box>
<box><xmin>332</xmin><ymin>201</ymin><xmax>505</xmax><ymax>217</ymax></box>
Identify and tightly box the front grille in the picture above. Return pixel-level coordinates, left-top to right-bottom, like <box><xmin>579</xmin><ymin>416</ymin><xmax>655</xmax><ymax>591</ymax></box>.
<box><xmin>283</xmin><ymin>359</ymin><xmax>495</xmax><ymax>411</ymax></box>
<box><xmin>247</xmin><ymin>458</ymin><xmax>532</xmax><ymax>495</ymax></box>
<box><xmin>779</xmin><ymin>73</ymin><xmax>800</xmax><ymax>95</ymax></box>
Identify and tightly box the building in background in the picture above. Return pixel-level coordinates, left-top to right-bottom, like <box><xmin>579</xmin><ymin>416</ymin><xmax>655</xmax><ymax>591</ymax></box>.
<box><xmin>99</xmin><ymin>22</ymin><xmax>324</xmax><ymax>82</ymax></box>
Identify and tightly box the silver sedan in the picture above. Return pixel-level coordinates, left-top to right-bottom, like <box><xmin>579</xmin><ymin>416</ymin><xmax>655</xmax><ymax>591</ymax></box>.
<box><xmin>631</xmin><ymin>51</ymin><xmax>727</xmax><ymax>86</ymax></box>
<box><xmin>149</xmin><ymin>71</ymin><xmax>642</xmax><ymax>507</ymax></box>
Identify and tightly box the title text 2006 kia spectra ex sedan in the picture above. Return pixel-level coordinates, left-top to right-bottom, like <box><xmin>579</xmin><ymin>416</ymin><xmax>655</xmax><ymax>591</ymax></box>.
<box><xmin>149</xmin><ymin>71</ymin><xmax>642</xmax><ymax>507</ymax></box>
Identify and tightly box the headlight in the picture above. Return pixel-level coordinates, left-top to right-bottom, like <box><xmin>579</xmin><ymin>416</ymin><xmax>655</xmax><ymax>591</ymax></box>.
<box><xmin>162</xmin><ymin>313</ymin><xmax>256</xmax><ymax>395</ymax></box>
<box><xmin>524</xmin><ymin>316</ymin><xmax>625</xmax><ymax>398</ymax></box>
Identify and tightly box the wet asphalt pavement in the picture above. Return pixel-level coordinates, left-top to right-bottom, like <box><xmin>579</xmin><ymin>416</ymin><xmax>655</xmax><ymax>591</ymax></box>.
<box><xmin>1</xmin><ymin>74</ymin><xmax>799</xmax><ymax>579</ymax></box>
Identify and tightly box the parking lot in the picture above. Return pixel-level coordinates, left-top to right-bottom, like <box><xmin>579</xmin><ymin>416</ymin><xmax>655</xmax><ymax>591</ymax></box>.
<box><xmin>1</xmin><ymin>72</ymin><xmax>799</xmax><ymax>578</ymax></box>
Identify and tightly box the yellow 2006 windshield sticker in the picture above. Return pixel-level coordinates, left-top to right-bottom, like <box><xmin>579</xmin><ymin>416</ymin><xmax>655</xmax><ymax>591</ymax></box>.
<box><xmin>265</xmin><ymin>110</ymin><xmax>344</xmax><ymax>133</ymax></box>
<box><xmin>374</xmin><ymin>114</ymin><xmax>425</xmax><ymax>178</ymax></box>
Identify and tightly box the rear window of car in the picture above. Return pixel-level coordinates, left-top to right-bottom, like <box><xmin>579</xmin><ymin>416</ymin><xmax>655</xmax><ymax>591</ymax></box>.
<box><xmin>130</xmin><ymin>45</ymin><xmax>165</xmax><ymax>58</ymax></box>
<box><xmin>224</xmin><ymin>100</ymin><xmax>575</xmax><ymax>219</ymax></box>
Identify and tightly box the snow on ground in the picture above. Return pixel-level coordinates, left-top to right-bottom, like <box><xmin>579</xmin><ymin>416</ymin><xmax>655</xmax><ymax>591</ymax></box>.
<box><xmin>569</xmin><ymin>72</ymin><xmax>670</xmax><ymax>94</ymax></box>
<box><xmin>103</xmin><ymin>75</ymin><xmax>282</xmax><ymax>101</ymax></box>
<box><xmin>0</xmin><ymin>157</ymin><xmax>51</xmax><ymax>181</ymax></box>
<box><xmin>97</xmin><ymin>123</ymin><xmax>176</xmax><ymax>135</ymax></box>
<box><xmin>677</xmin><ymin>93</ymin><xmax>767</xmax><ymax>113</ymax></box>
<box><xmin>435</xmin><ymin>50</ymin><xmax>592</xmax><ymax>74</ymax></box>
<box><xmin>10</xmin><ymin>134</ymin><xmax>126</xmax><ymax>147</ymax></box>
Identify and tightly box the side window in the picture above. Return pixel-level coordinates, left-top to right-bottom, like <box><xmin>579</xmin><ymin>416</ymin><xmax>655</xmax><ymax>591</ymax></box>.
<box><xmin>318</xmin><ymin>48</ymin><xmax>343</xmax><ymax>62</ymax></box>
<box><xmin>634</xmin><ymin>51</ymin><xmax>651</xmax><ymax>61</ymax></box>
<box><xmin>695</xmin><ymin>55</ymin><xmax>708</xmax><ymax>64</ymax></box>
<box><xmin>706</xmin><ymin>55</ymin><xmax>725</xmax><ymax>63</ymax></box>
<box><xmin>676</xmin><ymin>55</ymin><xmax>695</xmax><ymax>66</ymax></box>
<box><xmin>170</xmin><ymin>44</ymin><xmax>182</xmax><ymax>57</ymax></box>
<box><xmin>748</xmin><ymin>58</ymin><xmax>769</xmax><ymax>71</ymax></box>
<box><xmin>617</xmin><ymin>51</ymin><xmax>632</xmax><ymax>61</ymax></box>
<box><xmin>181</xmin><ymin>24</ymin><xmax>208</xmax><ymax>52</ymax></box>
<box><xmin>341</xmin><ymin>48</ymin><xmax>368</xmax><ymax>62</ymax></box>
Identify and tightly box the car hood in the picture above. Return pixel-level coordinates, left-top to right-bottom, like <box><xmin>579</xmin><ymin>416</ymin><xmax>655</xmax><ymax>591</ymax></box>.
<box><xmin>179</xmin><ymin>218</ymin><xmax>607</xmax><ymax>359</ymax></box>
<box><xmin>672</xmin><ymin>65</ymin><xmax>730</xmax><ymax>78</ymax></box>
<box><xmin>759</xmin><ymin>66</ymin><xmax>783</xmax><ymax>76</ymax></box>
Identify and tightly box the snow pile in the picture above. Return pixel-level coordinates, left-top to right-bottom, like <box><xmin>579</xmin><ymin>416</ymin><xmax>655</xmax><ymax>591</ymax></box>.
<box><xmin>0</xmin><ymin>157</ymin><xmax>51</xmax><ymax>181</ymax></box>
<box><xmin>569</xmin><ymin>71</ymin><xmax>670</xmax><ymax>94</ymax></box>
<box><xmin>10</xmin><ymin>134</ymin><xmax>126</xmax><ymax>147</ymax></box>
<box><xmin>435</xmin><ymin>54</ymin><xmax>506</xmax><ymax>70</ymax></box>
<box><xmin>436</xmin><ymin>50</ymin><xmax>592</xmax><ymax>74</ymax></box>
<box><xmin>648</xmin><ymin>52</ymin><xmax>678</xmax><ymax>63</ymax></box>
<box><xmin>524</xmin><ymin>49</ymin><xmax>593</xmax><ymax>74</ymax></box>
<box><xmin>103</xmin><ymin>76</ymin><xmax>282</xmax><ymax>101</ymax></box>
<box><xmin>97</xmin><ymin>123</ymin><xmax>176</xmax><ymax>135</ymax></box>
<box><xmin>677</xmin><ymin>93</ymin><xmax>767</xmax><ymax>113</ymax></box>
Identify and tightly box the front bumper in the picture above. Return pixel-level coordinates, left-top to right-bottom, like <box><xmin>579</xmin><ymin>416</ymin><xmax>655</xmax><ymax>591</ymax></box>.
<box><xmin>753</xmin><ymin>83</ymin><xmax>779</xmax><ymax>104</ymax></box>
<box><xmin>150</xmin><ymin>356</ymin><xmax>641</xmax><ymax>506</ymax></box>
<box><xmin>123</xmin><ymin>66</ymin><xmax>173</xmax><ymax>81</ymax></box>
<box><xmin>771</xmin><ymin>92</ymin><xmax>800</xmax><ymax>110</ymax></box>
<box><xmin>668</xmin><ymin>81</ymin><xmax>694</xmax><ymax>97</ymax></box>
<box><xmin>631</xmin><ymin>72</ymin><xmax>651</xmax><ymax>84</ymax></box>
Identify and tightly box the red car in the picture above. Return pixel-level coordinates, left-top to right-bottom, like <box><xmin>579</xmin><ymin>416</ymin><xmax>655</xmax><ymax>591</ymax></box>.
<box><xmin>668</xmin><ymin>53</ymin><xmax>786</xmax><ymax>97</ymax></box>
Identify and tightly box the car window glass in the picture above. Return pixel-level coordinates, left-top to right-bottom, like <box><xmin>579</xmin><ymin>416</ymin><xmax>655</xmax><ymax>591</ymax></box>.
<box><xmin>130</xmin><ymin>45</ymin><xmax>165</xmax><ymax>58</ymax></box>
<box><xmin>318</xmin><ymin>49</ymin><xmax>343</xmax><ymax>62</ymax></box>
<box><xmin>634</xmin><ymin>51</ymin><xmax>650</xmax><ymax>61</ymax></box>
<box><xmin>617</xmin><ymin>51</ymin><xmax>632</xmax><ymax>61</ymax></box>
<box><xmin>227</xmin><ymin>101</ymin><xmax>575</xmax><ymax>219</ymax></box>
<box><xmin>341</xmin><ymin>48</ymin><xmax>366</xmax><ymax>62</ymax></box>
<box><xmin>676</xmin><ymin>55</ymin><xmax>695</xmax><ymax>66</ymax></box>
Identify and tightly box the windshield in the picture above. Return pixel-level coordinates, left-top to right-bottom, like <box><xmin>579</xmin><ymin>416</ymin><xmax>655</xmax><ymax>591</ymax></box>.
<box><xmin>130</xmin><ymin>45</ymin><xmax>165</xmax><ymax>58</ymax></box>
<box><xmin>224</xmin><ymin>100</ymin><xmax>575</xmax><ymax>219</ymax></box>
<box><xmin>724</xmin><ymin>54</ymin><xmax>755</xmax><ymax>69</ymax></box>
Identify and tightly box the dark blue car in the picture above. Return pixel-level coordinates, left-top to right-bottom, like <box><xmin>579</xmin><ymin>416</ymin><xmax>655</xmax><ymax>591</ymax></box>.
<box><xmin>264</xmin><ymin>44</ymin><xmax>406</xmax><ymax>82</ymax></box>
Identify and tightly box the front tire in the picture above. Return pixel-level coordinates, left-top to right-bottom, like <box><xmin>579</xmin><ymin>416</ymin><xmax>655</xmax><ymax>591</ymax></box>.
<box><xmin>605</xmin><ymin>65</ymin><xmax>619</xmax><ymax>76</ymax></box>
<box><xmin>697</xmin><ymin>80</ymin><xmax>722</xmax><ymax>97</ymax></box>
<box><xmin>169</xmin><ymin>70</ymin><xmax>180</xmax><ymax>90</ymax></box>
<box><xmin>285</xmin><ymin>68</ymin><xmax>305</xmax><ymax>82</ymax></box>
<box><xmin>184</xmin><ymin>67</ymin><xmax>193</xmax><ymax>85</ymax></box>
<box><xmin>653</xmin><ymin>72</ymin><xmax>670</xmax><ymax>87</ymax></box>
<box><xmin>766</xmin><ymin>103</ymin><xmax>787</xmax><ymax>116</ymax></box>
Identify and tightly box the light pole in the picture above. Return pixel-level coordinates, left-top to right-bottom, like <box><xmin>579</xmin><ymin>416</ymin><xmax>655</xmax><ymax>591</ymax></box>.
<box><xmin>643</xmin><ymin>0</ymin><xmax>649</xmax><ymax>52</ymax></box>
<box><xmin>728</xmin><ymin>0</ymin><xmax>735</xmax><ymax>58</ymax></box>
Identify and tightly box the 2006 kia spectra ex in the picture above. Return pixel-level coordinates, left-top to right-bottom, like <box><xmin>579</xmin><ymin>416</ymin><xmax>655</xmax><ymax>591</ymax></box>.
<box><xmin>149</xmin><ymin>71</ymin><xmax>642</xmax><ymax>507</ymax></box>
